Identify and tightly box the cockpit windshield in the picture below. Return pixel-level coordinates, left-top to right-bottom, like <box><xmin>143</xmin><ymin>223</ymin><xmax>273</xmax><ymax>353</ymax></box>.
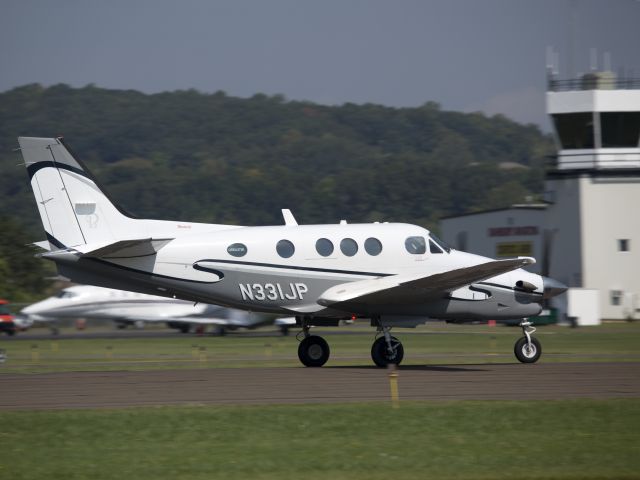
<box><xmin>429</xmin><ymin>233</ymin><xmax>452</xmax><ymax>253</ymax></box>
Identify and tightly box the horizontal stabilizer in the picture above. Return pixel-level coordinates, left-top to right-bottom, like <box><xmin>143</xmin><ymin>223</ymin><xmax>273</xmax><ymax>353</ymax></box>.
<box><xmin>318</xmin><ymin>257</ymin><xmax>535</xmax><ymax>307</ymax></box>
<box><xmin>30</xmin><ymin>240</ymin><xmax>51</xmax><ymax>252</ymax></box>
<box><xmin>73</xmin><ymin>238</ymin><xmax>173</xmax><ymax>258</ymax></box>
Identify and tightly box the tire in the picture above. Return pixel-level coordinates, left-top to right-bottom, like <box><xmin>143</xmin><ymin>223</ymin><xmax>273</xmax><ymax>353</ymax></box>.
<box><xmin>514</xmin><ymin>336</ymin><xmax>541</xmax><ymax>363</ymax></box>
<box><xmin>298</xmin><ymin>336</ymin><xmax>330</xmax><ymax>367</ymax></box>
<box><xmin>371</xmin><ymin>336</ymin><xmax>404</xmax><ymax>368</ymax></box>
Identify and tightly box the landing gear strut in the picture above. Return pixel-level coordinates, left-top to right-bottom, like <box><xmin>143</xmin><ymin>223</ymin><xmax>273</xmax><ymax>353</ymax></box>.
<box><xmin>371</xmin><ymin>325</ymin><xmax>404</xmax><ymax>368</ymax></box>
<box><xmin>514</xmin><ymin>319</ymin><xmax>541</xmax><ymax>363</ymax></box>
<box><xmin>297</xmin><ymin>319</ymin><xmax>330</xmax><ymax>367</ymax></box>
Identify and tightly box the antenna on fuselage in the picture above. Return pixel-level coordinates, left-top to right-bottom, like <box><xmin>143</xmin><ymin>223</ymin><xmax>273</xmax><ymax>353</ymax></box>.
<box><xmin>281</xmin><ymin>209</ymin><xmax>298</xmax><ymax>226</ymax></box>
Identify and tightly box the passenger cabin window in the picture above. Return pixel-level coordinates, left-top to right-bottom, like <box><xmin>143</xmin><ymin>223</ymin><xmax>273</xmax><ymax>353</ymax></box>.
<box><xmin>316</xmin><ymin>238</ymin><xmax>334</xmax><ymax>257</ymax></box>
<box><xmin>276</xmin><ymin>239</ymin><xmax>295</xmax><ymax>258</ymax></box>
<box><xmin>340</xmin><ymin>238</ymin><xmax>358</xmax><ymax>257</ymax></box>
<box><xmin>364</xmin><ymin>237</ymin><xmax>382</xmax><ymax>256</ymax></box>
<box><xmin>429</xmin><ymin>240</ymin><xmax>444</xmax><ymax>254</ymax></box>
<box><xmin>227</xmin><ymin>243</ymin><xmax>248</xmax><ymax>257</ymax></box>
<box><xmin>405</xmin><ymin>236</ymin><xmax>426</xmax><ymax>254</ymax></box>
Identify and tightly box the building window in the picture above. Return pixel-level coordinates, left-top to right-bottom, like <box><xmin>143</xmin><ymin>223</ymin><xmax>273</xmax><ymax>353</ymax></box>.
<box><xmin>618</xmin><ymin>239</ymin><xmax>630</xmax><ymax>252</ymax></box>
<box><xmin>456</xmin><ymin>231</ymin><xmax>468</xmax><ymax>251</ymax></box>
<box><xmin>340</xmin><ymin>238</ymin><xmax>358</xmax><ymax>257</ymax></box>
<box><xmin>551</xmin><ymin>112</ymin><xmax>595</xmax><ymax>149</ymax></box>
<box><xmin>611</xmin><ymin>290</ymin><xmax>623</xmax><ymax>306</ymax></box>
<box><xmin>601</xmin><ymin>112</ymin><xmax>640</xmax><ymax>148</ymax></box>
<box><xmin>315</xmin><ymin>238</ymin><xmax>334</xmax><ymax>257</ymax></box>
<box><xmin>405</xmin><ymin>236</ymin><xmax>426</xmax><ymax>254</ymax></box>
<box><xmin>227</xmin><ymin>243</ymin><xmax>247</xmax><ymax>257</ymax></box>
<box><xmin>364</xmin><ymin>237</ymin><xmax>382</xmax><ymax>256</ymax></box>
<box><xmin>276</xmin><ymin>239</ymin><xmax>295</xmax><ymax>258</ymax></box>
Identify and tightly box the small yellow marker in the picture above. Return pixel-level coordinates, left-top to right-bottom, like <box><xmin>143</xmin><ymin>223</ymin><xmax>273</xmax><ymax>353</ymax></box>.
<box><xmin>199</xmin><ymin>346</ymin><xmax>207</xmax><ymax>364</ymax></box>
<box><xmin>30</xmin><ymin>344</ymin><xmax>39</xmax><ymax>364</ymax></box>
<box><xmin>191</xmin><ymin>344</ymin><xmax>198</xmax><ymax>360</ymax></box>
<box><xmin>50</xmin><ymin>341</ymin><xmax>59</xmax><ymax>352</ymax></box>
<box><xmin>264</xmin><ymin>343</ymin><xmax>272</xmax><ymax>359</ymax></box>
<box><xmin>388</xmin><ymin>364</ymin><xmax>400</xmax><ymax>409</ymax></box>
<box><xmin>105</xmin><ymin>345</ymin><xmax>113</xmax><ymax>360</ymax></box>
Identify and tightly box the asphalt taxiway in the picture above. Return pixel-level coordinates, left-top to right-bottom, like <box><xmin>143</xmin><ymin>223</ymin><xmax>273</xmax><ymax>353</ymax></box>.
<box><xmin>1</xmin><ymin>362</ymin><xmax>638</xmax><ymax>410</ymax></box>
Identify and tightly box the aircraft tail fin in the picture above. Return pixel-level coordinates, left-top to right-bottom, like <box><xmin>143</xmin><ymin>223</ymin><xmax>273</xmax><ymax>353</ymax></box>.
<box><xmin>18</xmin><ymin>137</ymin><xmax>137</xmax><ymax>249</ymax></box>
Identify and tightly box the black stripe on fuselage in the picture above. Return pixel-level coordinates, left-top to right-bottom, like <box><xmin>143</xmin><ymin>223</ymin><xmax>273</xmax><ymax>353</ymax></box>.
<box><xmin>194</xmin><ymin>258</ymin><xmax>390</xmax><ymax>278</ymax></box>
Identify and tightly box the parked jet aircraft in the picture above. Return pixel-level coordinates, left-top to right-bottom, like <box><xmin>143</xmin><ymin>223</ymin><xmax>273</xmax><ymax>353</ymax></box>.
<box><xmin>18</xmin><ymin>137</ymin><xmax>567</xmax><ymax>366</ymax></box>
<box><xmin>19</xmin><ymin>284</ymin><xmax>293</xmax><ymax>334</ymax></box>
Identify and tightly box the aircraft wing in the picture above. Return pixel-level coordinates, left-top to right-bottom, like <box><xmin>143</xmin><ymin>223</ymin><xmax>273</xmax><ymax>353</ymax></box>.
<box><xmin>317</xmin><ymin>257</ymin><xmax>534</xmax><ymax>309</ymax></box>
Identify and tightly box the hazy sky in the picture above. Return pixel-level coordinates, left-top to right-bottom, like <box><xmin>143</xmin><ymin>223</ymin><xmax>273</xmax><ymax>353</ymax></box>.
<box><xmin>1</xmin><ymin>0</ymin><xmax>638</xmax><ymax>129</ymax></box>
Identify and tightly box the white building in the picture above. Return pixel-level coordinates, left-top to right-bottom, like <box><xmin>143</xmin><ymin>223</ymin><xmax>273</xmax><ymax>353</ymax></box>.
<box><xmin>441</xmin><ymin>71</ymin><xmax>640</xmax><ymax>323</ymax></box>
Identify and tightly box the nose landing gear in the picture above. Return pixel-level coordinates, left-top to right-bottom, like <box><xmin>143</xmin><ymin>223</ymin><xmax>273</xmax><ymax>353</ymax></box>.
<box><xmin>371</xmin><ymin>326</ymin><xmax>404</xmax><ymax>367</ymax></box>
<box><xmin>514</xmin><ymin>319</ymin><xmax>541</xmax><ymax>363</ymax></box>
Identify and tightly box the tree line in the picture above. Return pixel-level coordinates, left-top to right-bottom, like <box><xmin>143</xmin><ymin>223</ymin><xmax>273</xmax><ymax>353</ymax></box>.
<box><xmin>0</xmin><ymin>83</ymin><xmax>553</xmax><ymax>300</ymax></box>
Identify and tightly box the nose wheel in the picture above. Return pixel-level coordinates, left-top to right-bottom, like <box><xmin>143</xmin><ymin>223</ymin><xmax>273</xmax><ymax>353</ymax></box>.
<box><xmin>371</xmin><ymin>326</ymin><xmax>404</xmax><ymax>367</ymax></box>
<box><xmin>514</xmin><ymin>320</ymin><xmax>541</xmax><ymax>363</ymax></box>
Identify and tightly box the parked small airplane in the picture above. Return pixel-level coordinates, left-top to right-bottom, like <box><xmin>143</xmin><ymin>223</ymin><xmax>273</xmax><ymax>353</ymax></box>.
<box><xmin>18</xmin><ymin>136</ymin><xmax>567</xmax><ymax>366</ymax></box>
<box><xmin>19</xmin><ymin>284</ymin><xmax>294</xmax><ymax>335</ymax></box>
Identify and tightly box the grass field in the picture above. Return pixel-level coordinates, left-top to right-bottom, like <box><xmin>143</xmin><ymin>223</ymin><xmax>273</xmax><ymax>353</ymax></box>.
<box><xmin>2</xmin><ymin>323</ymin><xmax>639</xmax><ymax>479</ymax></box>
<box><xmin>1</xmin><ymin>400</ymin><xmax>639</xmax><ymax>480</ymax></box>
<box><xmin>1</xmin><ymin>322</ymin><xmax>639</xmax><ymax>373</ymax></box>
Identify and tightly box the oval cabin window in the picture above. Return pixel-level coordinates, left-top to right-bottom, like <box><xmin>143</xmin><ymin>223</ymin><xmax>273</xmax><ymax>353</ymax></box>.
<box><xmin>340</xmin><ymin>238</ymin><xmax>358</xmax><ymax>257</ymax></box>
<box><xmin>316</xmin><ymin>238</ymin><xmax>334</xmax><ymax>257</ymax></box>
<box><xmin>276</xmin><ymin>239</ymin><xmax>295</xmax><ymax>258</ymax></box>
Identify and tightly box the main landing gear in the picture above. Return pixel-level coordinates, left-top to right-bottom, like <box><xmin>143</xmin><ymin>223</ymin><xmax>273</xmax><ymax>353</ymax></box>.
<box><xmin>514</xmin><ymin>319</ymin><xmax>541</xmax><ymax>363</ymax></box>
<box><xmin>297</xmin><ymin>323</ymin><xmax>330</xmax><ymax>367</ymax></box>
<box><xmin>296</xmin><ymin>318</ymin><xmax>405</xmax><ymax>368</ymax></box>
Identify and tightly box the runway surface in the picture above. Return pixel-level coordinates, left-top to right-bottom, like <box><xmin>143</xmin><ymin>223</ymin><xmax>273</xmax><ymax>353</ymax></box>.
<box><xmin>1</xmin><ymin>362</ymin><xmax>639</xmax><ymax>410</ymax></box>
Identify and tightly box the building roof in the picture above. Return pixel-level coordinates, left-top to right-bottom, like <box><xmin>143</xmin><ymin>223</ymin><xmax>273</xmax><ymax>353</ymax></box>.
<box><xmin>440</xmin><ymin>204</ymin><xmax>548</xmax><ymax>220</ymax></box>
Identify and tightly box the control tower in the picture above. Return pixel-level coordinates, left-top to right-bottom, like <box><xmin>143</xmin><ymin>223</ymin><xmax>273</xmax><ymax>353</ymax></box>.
<box><xmin>547</xmin><ymin>72</ymin><xmax>640</xmax><ymax>169</ymax></box>
<box><xmin>545</xmin><ymin>71</ymin><xmax>640</xmax><ymax>320</ymax></box>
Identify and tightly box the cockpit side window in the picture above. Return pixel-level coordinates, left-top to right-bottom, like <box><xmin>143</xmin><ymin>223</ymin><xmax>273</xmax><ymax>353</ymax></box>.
<box><xmin>405</xmin><ymin>236</ymin><xmax>426</xmax><ymax>254</ymax></box>
<box><xmin>55</xmin><ymin>291</ymin><xmax>78</xmax><ymax>299</ymax></box>
<box><xmin>429</xmin><ymin>240</ymin><xmax>444</xmax><ymax>254</ymax></box>
<box><xmin>429</xmin><ymin>233</ymin><xmax>452</xmax><ymax>253</ymax></box>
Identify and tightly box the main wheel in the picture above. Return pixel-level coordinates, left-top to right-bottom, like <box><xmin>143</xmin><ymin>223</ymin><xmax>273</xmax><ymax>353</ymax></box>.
<box><xmin>514</xmin><ymin>336</ymin><xmax>541</xmax><ymax>363</ymax></box>
<box><xmin>371</xmin><ymin>336</ymin><xmax>404</xmax><ymax>368</ymax></box>
<box><xmin>298</xmin><ymin>335</ymin><xmax>330</xmax><ymax>367</ymax></box>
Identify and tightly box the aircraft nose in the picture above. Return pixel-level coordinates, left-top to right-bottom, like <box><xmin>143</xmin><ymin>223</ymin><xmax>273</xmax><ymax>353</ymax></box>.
<box><xmin>542</xmin><ymin>276</ymin><xmax>568</xmax><ymax>299</ymax></box>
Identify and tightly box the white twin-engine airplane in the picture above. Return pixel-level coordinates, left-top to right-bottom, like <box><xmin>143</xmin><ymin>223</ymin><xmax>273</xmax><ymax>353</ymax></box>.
<box><xmin>18</xmin><ymin>136</ymin><xmax>567</xmax><ymax>367</ymax></box>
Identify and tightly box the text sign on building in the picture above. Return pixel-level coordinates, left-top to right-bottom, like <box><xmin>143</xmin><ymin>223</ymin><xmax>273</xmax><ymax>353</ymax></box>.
<box><xmin>488</xmin><ymin>226</ymin><xmax>539</xmax><ymax>236</ymax></box>
<box><xmin>496</xmin><ymin>242</ymin><xmax>533</xmax><ymax>257</ymax></box>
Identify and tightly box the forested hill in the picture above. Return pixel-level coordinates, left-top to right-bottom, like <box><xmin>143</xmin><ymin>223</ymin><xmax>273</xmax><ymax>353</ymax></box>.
<box><xmin>1</xmin><ymin>83</ymin><xmax>553</xmax><ymax>233</ymax></box>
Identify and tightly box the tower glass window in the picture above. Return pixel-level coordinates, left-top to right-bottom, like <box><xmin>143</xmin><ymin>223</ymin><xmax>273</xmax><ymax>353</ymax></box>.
<box><xmin>552</xmin><ymin>113</ymin><xmax>595</xmax><ymax>149</ymax></box>
<box><xmin>601</xmin><ymin>112</ymin><xmax>640</xmax><ymax>148</ymax></box>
